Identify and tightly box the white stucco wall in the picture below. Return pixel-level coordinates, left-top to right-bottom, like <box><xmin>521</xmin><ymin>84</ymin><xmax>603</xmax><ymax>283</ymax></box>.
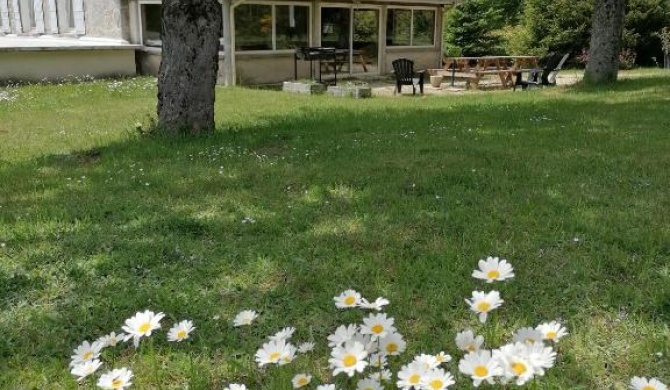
<box><xmin>84</xmin><ymin>0</ymin><xmax>130</xmax><ymax>40</ymax></box>
<box><xmin>0</xmin><ymin>48</ymin><xmax>136</xmax><ymax>81</ymax></box>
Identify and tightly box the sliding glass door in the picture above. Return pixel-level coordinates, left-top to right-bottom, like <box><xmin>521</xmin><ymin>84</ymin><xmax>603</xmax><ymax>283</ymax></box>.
<box><xmin>320</xmin><ymin>6</ymin><xmax>379</xmax><ymax>75</ymax></box>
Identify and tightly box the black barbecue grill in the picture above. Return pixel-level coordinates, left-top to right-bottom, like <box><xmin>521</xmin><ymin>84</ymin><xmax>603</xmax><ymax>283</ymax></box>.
<box><xmin>294</xmin><ymin>47</ymin><xmax>338</xmax><ymax>85</ymax></box>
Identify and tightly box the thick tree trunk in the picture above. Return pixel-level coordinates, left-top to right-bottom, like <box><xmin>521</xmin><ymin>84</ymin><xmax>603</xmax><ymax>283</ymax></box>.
<box><xmin>157</xmin><ymin>0</ymin><xmax>222</xmax><ymax>134</ymax></box>
<box><xmin>584</xmin><ymin>0</ymin><xmax>626</xmax><ymax>84</ymax></box>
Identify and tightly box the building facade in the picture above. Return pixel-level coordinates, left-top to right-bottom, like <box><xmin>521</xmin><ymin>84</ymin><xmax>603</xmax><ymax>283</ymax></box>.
<box><xmin>0</xmin><ymin>0</ymin><xmax>454</xmax><ymax>84</ymax></box>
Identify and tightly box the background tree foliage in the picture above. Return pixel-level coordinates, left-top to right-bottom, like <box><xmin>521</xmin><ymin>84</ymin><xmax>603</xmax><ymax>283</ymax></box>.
<box><xmin>442</xmin><ymin>0</ymin><xmax>505</xmax><ymax>56</ymax></box>
<box><xmin>623</xmin><ymin>0</ymin><xmax>670</xmax><ymax>66</ymax></box>
<box><xmin>443</xmin><ymin>0</ymin><xmax>670</xmax><ymax>66</ymax></box>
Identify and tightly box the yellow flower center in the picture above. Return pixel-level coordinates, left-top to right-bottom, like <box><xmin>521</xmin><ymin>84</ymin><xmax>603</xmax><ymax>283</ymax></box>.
<box><xmin>139</xmin><ymin>322</ymin><xmax>151</xmax><ymax>333</ymax></box>
<box><xmin>177</xmin><ymin>330</ymin><xmax>187</xmax><ymax>339</ymax></box>
<box><xmin>643</xmin><ymin>386</ymin><xmax>656</xmax><ymax>390</ymax></box>
<box><xmin>474</xmin><ymin>365</ymin><xmax>488</xmax><ymax>377</ymax></box>
<box><xmin>371</xmin><ymin>324</ymin><xmax>384</xmax><ymax>334</ymax></box>
<box><xmin>409</xmin><ymin>373</ymin><xmax>421</xmax><ymax>384</ymax></box>
<box><xmin>386</xmin><ymin>343</ymin><xmax>398</xmax><ymax>353</ymax></box>
<box><xmin>343</xmin><ymin>354</ymin><xmax>357</xmax><ymax>367</ymax></box>
<box><xmin>524</xmin><ymin>338</ymin><xmax>536</xmax><ymax>344</ymax></box>
<box><xmin>476</xmin><ymin>301</ymin><xmax>491</xmax><ymax>312</ymax></box>
<box><xmin>429</xmin><ymin>379</ymin><xmax>444</xmax><ymax>389</ymax></box>
<box><xmin>269</xmin><ymin>352</ymin><xmax>281</xmax><ymax>361</ymax></box>
<box><xmin>111</xmin><ymin>379</ymin><xmax>123</xmax><ymax>388</ymax></box>
<box><xmin>297</xmin><ymin>377</ymin><xmax>309</xmax><ymax>385</ymax></box>
<box><xmin>512</xmin><ymin>362</ymin><xmax>527</xmax><ymax>376</ymax></box>
<box><xmin>344</xmin><ymin>296</ymin><xmax>356</xmax><ymax>305</ymax></box>
<box><xmin>82</xmin><ymin>351</ymin><xmax>93</xmax><ymax>360</ymax></box>
<box><xmin>487</xmin><ymin>270</ymin><xmax>500</xmax><ymax>279</ymax></box>
<box><xmin>467</xmin><ymin>344</ymin><xmax>476</xmax><ymax>352</ymax></box>
<box><xmin>546</xmin><ymin>331</ymin><xmax>557</xmax><ymax>339</ymax></box>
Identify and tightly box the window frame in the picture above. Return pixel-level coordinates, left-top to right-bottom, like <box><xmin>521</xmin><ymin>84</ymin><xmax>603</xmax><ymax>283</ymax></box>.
<box><xmin>55</xmin><ymin>0</ymin><xmax>75</xmax><ymax>33</ymax></box>
<box><xmin>137</xmin><ymin>0</ymin><xmax>161</xmax><ymax>46</ymax></box>
<box><xmin>0</xmin><ymin>0</ymin><xmax>9</xmax><ymax>33</ymax></box>
<box><xmin>386</xmin><ymin>6</ymin><xmax>437</xmax><ymax>48</ymax></box>
<box><xmin>233</xmin><ymin>1</ymin><xmax>312</xmax><ymax>54</ymax></box>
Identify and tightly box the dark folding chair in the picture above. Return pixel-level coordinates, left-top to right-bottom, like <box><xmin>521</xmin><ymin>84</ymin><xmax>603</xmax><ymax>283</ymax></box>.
<box><xmin>542</xmin><ymin>52</ymin><xmax>570</xmax><ymax>85</ymax></box>
<box><xmin>392</xmin><ymin>58</ymin><xmax>425</xmax><ymax>95</ymax></box>
<box><xmin>514</xmin><ymin>69</ymin><xmax>540</xmax><ymax>91</ymax></box>
<box><xmin>514</xmin><ymin>53</ymin><xmax>570</xmax><ymax>91</ymax></box>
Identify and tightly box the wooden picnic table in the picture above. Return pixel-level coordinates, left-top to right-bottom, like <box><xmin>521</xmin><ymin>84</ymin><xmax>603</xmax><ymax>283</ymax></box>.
<box><xmin>321</xmin><ymin>49</ymin><xmax>369</xmax><ymax>73</ymax></box>
<box><xmin>441</xmin><ymin>55</ymin><xmax>540</xmax><ymax>89</ymax></box>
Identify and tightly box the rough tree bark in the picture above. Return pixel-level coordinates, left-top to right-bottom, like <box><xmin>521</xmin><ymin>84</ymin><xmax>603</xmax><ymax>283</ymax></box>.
<box><xmin>584</xmin><ymin>0</ymin><xmax>627</xmax><ymax>84</ymax></box>
<box><xmin>157</xmin><ymin>0</ymin><xmax>222</xmax><ymax>134</ymax></box>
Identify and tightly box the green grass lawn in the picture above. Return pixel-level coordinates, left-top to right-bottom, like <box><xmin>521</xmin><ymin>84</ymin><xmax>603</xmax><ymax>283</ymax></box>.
<box><xmin>1</xmin><ymin>70</ymin><xmax>669</xmax><ymax>389</ymax></box>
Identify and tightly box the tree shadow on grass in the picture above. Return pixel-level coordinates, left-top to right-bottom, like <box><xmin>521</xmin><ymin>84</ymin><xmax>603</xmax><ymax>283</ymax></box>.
<box><xmin>0</xmin><ymin>81</ymin><xmax>669</xmax><ymax>388</ymax></box>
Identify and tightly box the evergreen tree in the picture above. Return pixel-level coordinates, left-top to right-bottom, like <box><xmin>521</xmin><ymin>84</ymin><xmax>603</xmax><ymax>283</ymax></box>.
<box><xmin>522</xmin><ymin>0</ymin><xmax>593</xmax><ymax>56</ymax></box>
<box><xmin>443</xmin><ymin>0</ymin><xmax>505</xmax><ymax>56</ymax></box>
<box><xmin>623</xmin><ymin>0</ymin><xmax>670</xmax><ymax>66</ymax></box>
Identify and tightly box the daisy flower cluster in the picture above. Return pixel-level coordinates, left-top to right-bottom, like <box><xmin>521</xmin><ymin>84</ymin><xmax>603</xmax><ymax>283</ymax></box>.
<box><xmin>329</xmin><ymin>290</ymin><xmax>413</xmax><ymax>389</ymax></box>
<box><xmin>68</xmin><ymin>309</ymin><xmax>195</xmax><ymax>388</ymax></box>
<box><xmin>456</xmin><ymin>256</ymin><xmax>568</xmax><ymax>387</ymax></box>
<box><xmin>245</xmin><ymin>291</ymin><xmax>401</xmax><ymax>389</ymax></box>
<box><xmin>630</xmin><ymin>376</ymin><xmax>667</xmax><ymax>390</ymax></box>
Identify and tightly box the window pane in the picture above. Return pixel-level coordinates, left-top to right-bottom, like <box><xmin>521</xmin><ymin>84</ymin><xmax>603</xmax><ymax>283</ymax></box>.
<box><xmin>235</xmin><ymin>4</ymin><xmax>272</xmax><ymax>51</ymax></box>
<box><xmin>276</xmin><ymin>5</ymin><xmax>309</xmax><ymax>50</ymax></box>
<box><xmin>412</xmin><ymin>10</ymin><xmax>435</xmax><ymax>46</ymax></box>
<box><xmin>386</xmin><ymin>9</ymin><xmax>410</xmax><ymax>46</ymax></box>
<box><xmin>143</xmin><ymin>4</ymin><xmax>162</xmax><ymax>46</ymax></box>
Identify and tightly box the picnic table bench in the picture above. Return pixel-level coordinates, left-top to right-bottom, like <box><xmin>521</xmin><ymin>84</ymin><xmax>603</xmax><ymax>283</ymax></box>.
<box><xmin>436</xmin><ymin>56</ymin><xmax>540</xmax><ymax>89</ymax></box>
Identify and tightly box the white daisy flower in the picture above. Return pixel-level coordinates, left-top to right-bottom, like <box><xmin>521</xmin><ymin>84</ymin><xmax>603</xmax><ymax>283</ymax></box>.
<box><xmin>70</xmin><ymin>359</ymin><xmax>103</xmax><ymax>381</ymax></box>
<box><xmin>536</xmin><ymin>321</ymin><xmax>569</xmax><ymax>342</ymax></box>
<box><xmin>494</xmin><ymin>343</ymin><xmax>535</xmax><ymax>386</ymax></box>
<box><xmin>435</xmin><ymin>351</ymin><xmax>453</xmax><ymax>364</ymax></box>
<box><xmin>361</xmin><ymin>313</ymin><xmax>396</xmax><ymax>339</ymax></box>
<box><xmin>70</xmin><ymin>340</ymin><xmax>104</xmax><ymax>367</ymax></box>
<box><xmin>357</xmin><ymin>377</ymin><xmax>383</xmax><ymax>390</ymax></box>
<box><xmin>455</xmin><ymin>330</ymin><xmax>485</xmax><ymax>353</ymax></box>
<box><xmin>352</xmin><ymin>333</ymin><xmax>377</xmax><ymax>354</ymax></box>
<box><xmin>167</xmin><ymin>320</ymin><xmax>196</xmax><ymax>342</ymax></box>
<box><xmin>413</xmin><ymin>353</ymin><xmax>440</xmax><ymax>370</ymax></box>
<box><xmin>97</xmin><ymin>367</ymin><xmax>133</xmax><ymax>389</ymax></box>
<box><xmin>525</xmin><ymin>341</ymin><xmax>557</xmax><ymax>376</ymax></box>
<box><xmin>269</xmin><ymin>326</ymin><xmax>296</xmax><ymax>342</ymax></box>
<box><xmin>465</xmin><ymin>291</ymin><xmax>503</xmax><ymax>323</ymax></box>
<box><xmin>368</xmin><ymin>352</ymin><xmax>388</xmax><ymax>369</ymax></box>
<box><xmin>121</xmin><ymin>310</ymin><xmax>165</xmax><ymax>348</ymax></box>
<box><xmin>223</xmin><ymin>384</ymin><xmax>247</xmax><ymax>390</ymax></box>
<box><xmin>327</xmin><ymin>324</ymin><xmax>359</xmax><ymax>347</ymax></box>
<box><xmin>279</xmin><ymin>342</ymin><xmax>297</xmax><ymax>365</ymax></box>
<box><xmin>316</xmin><ymin>385</ymin><xmax>336</xmax><ymax>390</ymax></box>
<box><xmin>329</xmin><ymin>340</ymin><xmax>369</xmax><ymax>377</ymax></box>
<box><xmin>298</xmin><ymin>342</ymin><xmax>315</xmax><ymax>353</ymax></box>
<box><xmin>233</xmin><ymin>310</ymin><xmax>259</xmax><ymax>327</ymax></box>
<box><xmin>458</xmin><ymin>350</ymin><xmax>501</xmax><ymax>387</ymax></box>
<box><xmin>397</xmin><ymin>361</ymin><xmax>427</xmax><ymax>390</ymax></box>
<box><xmin>334</xmin><ymin>289</ymin><xmax>362</xmax><ymax>308</ymax></box>
<box><xmin>255</xmin><ymin>339</ymin><xmax>295</xmax><ymax>367</ymax></box>
<box><xmin>359</xmin><ymin>297</ymin><xmax>390</xmax><ymax>311</ymax></box>
<box><xmin>292</xmin><ymin>373</ymin><xmax>312</xmax><ymax>388</ymax></box>
<box><xmin>225</xmin><ymin>385</ymin><xmax>246</xmax><ymax>390</ymax></box>
<box><xmin>367</xmin><ymin>369</ymin><xmax>393</xmax><ymax>383</ymax></box>
<box><xmin>422</xmin><ymin>367</ymin><xmax>456</xmax><ymax>390</ymax></box>
<box><xmin>512</xmin><ymin>327</ymin><xmax>544</xmax><ymax>344</ymax></box>
<box><xmin>472</xmin><ymin>256</ymin><xmax>515</xmax><ymax>283</ymax></box>
<box><xmin>97</xmin><ymin>332</ymin><xmax>127</xmax><ymax>348</ymax></box>
<box><xmin>379</xmin><ymin>332</ymin><xmax>406</xmax><ymax>356</ymax></box>
<box><xmin>630</xmin><ymin>376</ymin><xmax>667</xmax><ymax>390</ymax></box>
